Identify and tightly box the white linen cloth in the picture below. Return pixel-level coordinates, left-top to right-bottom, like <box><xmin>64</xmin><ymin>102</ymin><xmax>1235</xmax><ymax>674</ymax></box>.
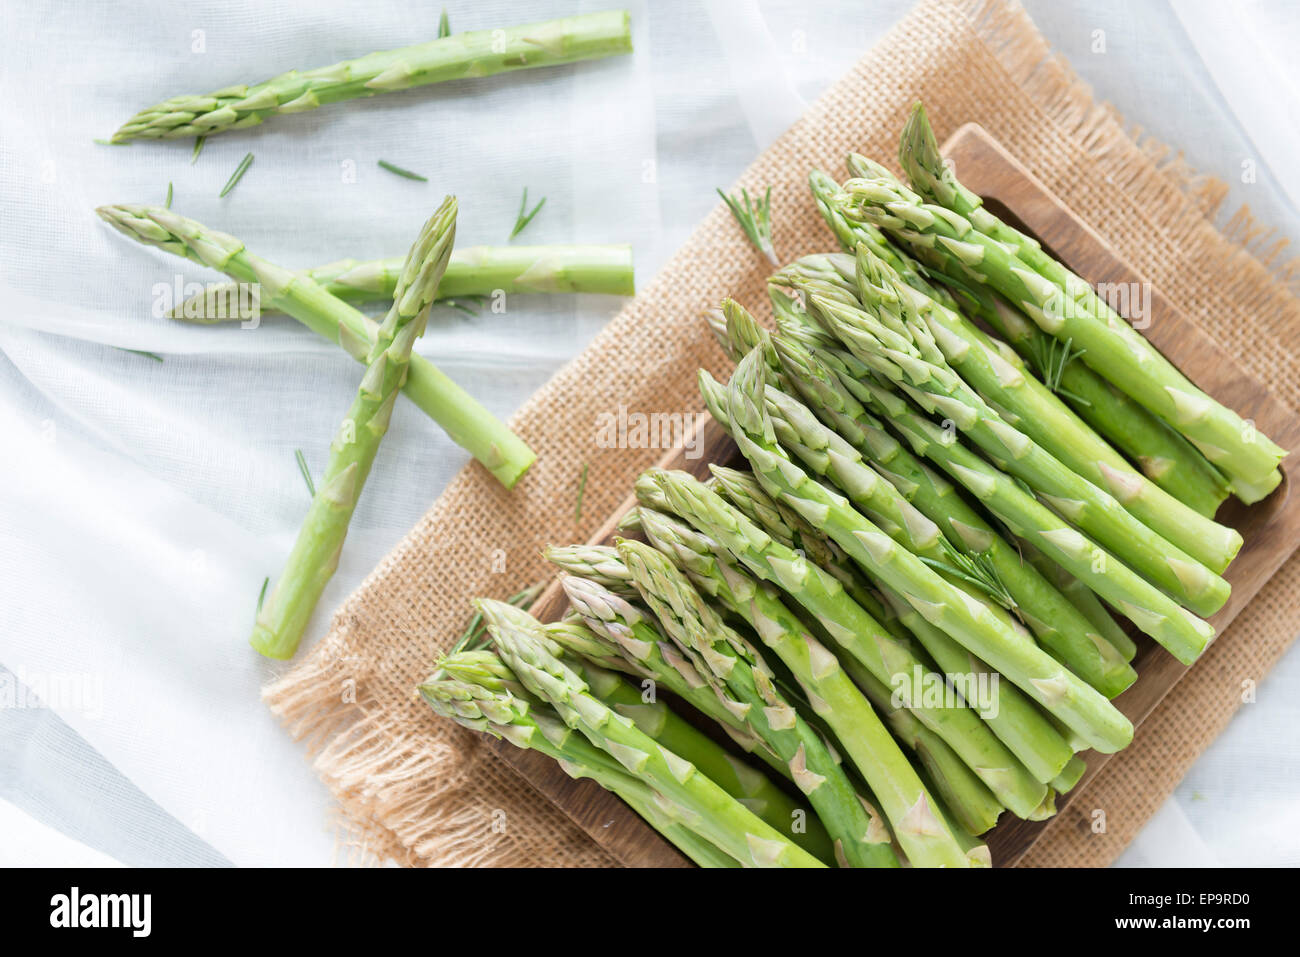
<box><xmin>0</xmin><ymin>0</ymin><xmax>1295</xmax><ymax>866</ymax></box>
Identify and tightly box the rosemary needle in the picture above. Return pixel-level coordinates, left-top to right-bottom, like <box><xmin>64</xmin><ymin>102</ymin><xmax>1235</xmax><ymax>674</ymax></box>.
<box><xmin>164</xmin><ymin>182</ymin><xmax>173</xmax><ymax>209</ymax></box>
<box><xmin>717</xmin><ymin>185</ymin><xmax>777</xmax><ymax>265</ymax></box>
<box><xmin>378</xmin><ymin>159</ymin><xmax>428</xmax><ymax>182</ymax></box>
<box><xmin>294</xmin><ymin>449</ymin><xmax>316</xmax><ymax>497</ymax></box>
<box><xmin>256</xmin><ymin>576</ymin><xmax>270</xmax><ymax>614</ymax></box>
<box><xmin>510</xmin><ymin>187</ymin><xmax>546</xmax><ymax>239</ymax></box>
<box><xmin>219</xmin><ymin>152</ymin><xmax>254</xmax><ymax>197</ymax></box>
<box><xmin>575</xmin><ymin>462</ymin><xmax>590</xmax><ymax>522</ymax></box>
<box><xmin>438</xmin><ymin>8</ymin><xmax>451</xmax><ymax>37</ymax></box>
<box><xmin>191</xmin><ymin>135</ymin><xmax>206</xmax><ymax>165</ymax></box>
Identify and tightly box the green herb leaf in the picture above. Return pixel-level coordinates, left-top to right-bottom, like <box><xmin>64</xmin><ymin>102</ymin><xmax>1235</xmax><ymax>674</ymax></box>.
<box><xmin>510</xmin><ymin>187</ymin><xmax>546</xmax><ymax>239</ymax></box>
<box><xmin>191</xmin><ymin>135</ymin><xmax>206</xmax><ymax>165</ymax></box>
<box><xmin>256</xmin><ymin>576</ymin><xmax>270</xmax><ymax>614</ymax></box>
<box><xmin>717</xmin><ymin>185</ymin><xmax>777</xmax><ymax>265</ymax></box>
<box><xmin>377</xmin><ymin>159</ymin><xmax>428</xmax><ymax>182</ymax></box>
<box><xmin>295</xmin><ymin>448</ymin><xmax>316</xmax><ymax>497</ymax></box>
<box><xmin>219</xmin><ymin>152</ymin><xmax>255</xmax><ymax>197</ymax></box>
<box><xmin>164</xmin><ymin>181</ymin><xmax>173</xmax><ymax>209</ymax></box>
<box><xmin>575</xmin><ymin>462</ymin><xmax>590</xmax><ymax>522</ymax></box>
<box><xmin>438</xmin><ymin>8</ymin><xmax>451</xmax><ymax>37</ymax></box>
<box><xmin>116</xmin><ymin>347</ymin><xmax>164</xmax><ymax>362</ymax></box>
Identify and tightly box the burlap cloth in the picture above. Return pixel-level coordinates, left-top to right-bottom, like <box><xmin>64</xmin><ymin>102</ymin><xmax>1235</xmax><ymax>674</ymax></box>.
<box><xmin>265</xmin><ymin>0</ymin><xmax>1300</xmax><ymax>867</ymax></box>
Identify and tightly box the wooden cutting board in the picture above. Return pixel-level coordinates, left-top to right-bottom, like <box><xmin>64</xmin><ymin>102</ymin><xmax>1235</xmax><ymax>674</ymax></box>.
<box><xmin>492</xmin><ymin>122</ymin><xmax>1300</xmax><ymax>868</ymax></box>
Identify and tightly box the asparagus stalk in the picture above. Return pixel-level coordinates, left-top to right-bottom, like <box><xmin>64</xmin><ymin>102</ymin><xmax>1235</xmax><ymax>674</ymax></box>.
<box><xmin>979</xmin><ymin>294</ymin><xmax>1232</xmax><ymax>517</ymax></box>
<box><xmin>110</xmin><ymin>11</ymin><xmax>633</xmax><ymax>142</ymax></box>
<box><xmin>479</xmin><ymin>599</ymin><xmax>825</xmax><ymax>867</ymax></box>
<box><xmin>802</xmin><ymin>280</ymin><xmax>1230</xmax><ymax>617</ymax></box>
<box><xmin>845</xmin><ymin>211</ymin><xmax>1241</xmax><ymax>571</ymax></box>
<box><xmin>1019</xmin><ymin>543</ymin><xmax>1138</xmax><ymax>663</ymax></box>
<box><xmin>96</xmin><ymin>204</ymin><xmax>535</xmax><ymax>488</ymax></box>
<box><xmin>426</xmin><ymin>646</ymin><xmax>743</xmax><ymax>867</ymax></box>
<box><xmin>250</xmin><ymin>198</ymin><xmax>455</xmax><ymax>658</ymax></box>
<box><xmin>838</xmin><ymin>654</ymin><xmax>1004</xmax><ymax>835</ymax></box>
<box><xmin>420</xmin><ymin>668</ymin><xmax>736</xmax><ymax>867</ymax></box>
<box><xmin>616</xmin><ymin>539</ymin><xmax>908</xmax><ymax>867</ymax></box>
<box><xmin>769</xmin><ymin>317</ymin><xmax>1139</xmax><ymax>667</ymax></box>
<box><xmin>559</xmin><ymin>644</ymin><xmax>835</xmax><ymax>862</ymax></box>
<box><xmin>719</xmin><ymin>302</ymin><xmax>1136</xmax><ymax>697</ymax></box>
<box><xmin>544</xmin><ymin>544</ymin><xmax>638</xmax><ymax>598</ymax></box>
<box><xmin>633</xmin><ymin>505</ymin><xmax>1001</xmax><ymax>849</ymax></box>
<box><xmin>834</xmin><ymin>161</ymin><xmax>1286</xmax><ymax>502</ymax></box>
<box><xmin>649</xmin><ymin>465</ymin><xmax>1066</xmax><ymax>812</ymax></box>
<box><xmin>557</xmin><ymin>575</ymin><xmax>782</xmax><ymax>770</ymax></box>
<box><xmin>170</xmin><ymin>245</ymin><xmax>635</xmax><ymax>321</ymax></box>
<box><xmin>703</xmin><ymin>457</ymin><xmax>1081</xmax><ymax>788</ymax></box>
<box><xmin>851</xmin><ymin>369</ymin><xmax>1216</xmax><ymax>665</ymax></box>
<box><xmin>713</xmin><ymin>349</ymin><xmax>1135</xmax><ymax>753</ymax></box>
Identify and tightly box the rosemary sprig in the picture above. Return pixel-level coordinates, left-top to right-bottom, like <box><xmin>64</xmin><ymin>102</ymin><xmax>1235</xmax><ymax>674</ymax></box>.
<box><xmin>219</xmin><ymin>152</ymin><xmax>254</xmax><ymax>198</ymax></box>
<box><xmin>438</xmin><ymin>8</ymin><xmax>451</xmax><ymax>37</ymax></box>
<box><xmin>921</xmin><ymin>541</ymin><xmax>1017</xmax><ymax>612</ymax></box>
<box><xmin>575</xmin><ymin>462</ymin><xmax>590</xmax><ymax>522</ymax></box>
<box><xmin>716</xmin><ymin>185</ymin><xmax>777</xmax><ymax>265</ymax></box>
<box><xmin>294</xmin><ymin>448</ymin><xmax>316</xmax><ymax>497</ymax></box>
<box><xmin>1028</xmin><ymin>335</ymin><xmax>1090</xmax><ymax>407</ymax></box>
<box><xmin>377</xmin><ymin>159</ymin><xmax>428</xmax><ymax>182</ymax></box>
<box><xmin>510</xmin><ymin>187</ymin><xmax>546</xmax><ymax>239</ymax></box>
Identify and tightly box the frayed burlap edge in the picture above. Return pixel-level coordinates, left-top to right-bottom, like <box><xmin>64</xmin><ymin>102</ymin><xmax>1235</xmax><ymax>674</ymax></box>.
<box><xmin>264</xmin><ymin>0</ymin><xmax>1300</xmax><ymax>868</ymax></box>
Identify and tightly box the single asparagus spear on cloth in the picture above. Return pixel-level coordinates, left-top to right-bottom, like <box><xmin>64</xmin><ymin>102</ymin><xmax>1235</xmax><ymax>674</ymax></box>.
<box><xmin>170</xmin><ymin>244</ymin><xmax>636</xmax><ymax>322</ymax></box>
<box><xmin>96</xmin><ymin>203</ymin><xmax>535</xmax><ymax>488</ymax></box>
<box><xmin>110</xmin><ymin>11</ymin><xmax>633</xmax><ymax>142</ymax></box>
<box><xmin>250</xmin><ymin>198</ymin><xmax>455</xmax><ymax>659</ymax></box>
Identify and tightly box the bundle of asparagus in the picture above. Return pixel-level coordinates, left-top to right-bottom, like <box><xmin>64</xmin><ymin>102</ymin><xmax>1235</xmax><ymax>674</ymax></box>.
<box><xmin>418</xmin><ymin>104</ymin><xmax>1281</xmax><ymax>866</ymax></box>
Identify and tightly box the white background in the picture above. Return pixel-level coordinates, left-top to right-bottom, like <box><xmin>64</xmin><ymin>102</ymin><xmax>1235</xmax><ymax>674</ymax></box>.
<box><xmin>1</xmin><ymin>0</ymin><xmax>1296</xmax><ymax>867</ymax></box>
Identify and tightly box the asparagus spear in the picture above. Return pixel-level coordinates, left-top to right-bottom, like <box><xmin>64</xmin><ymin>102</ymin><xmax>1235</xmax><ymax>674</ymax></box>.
<box><xmin>717</xmin><ymin>302</ymin><xmax>1136</xmax><ymax>697</ymax></box>
<box><xmin>965</xmin><ymin>290</ymin><xmax>1234</xmax><ymax>516</ymax></box>
<box><xmin>846</xmin><ymin>203</ymin><xmax>1241</xmax><ymax>571</ymax></box>
<box><xmin>808</xmin><ymin>169</ymin><xmax>975</xmax><ymax>323</ymax></box>
<box><xmin>834</xmin><ymin>162</ymin><xmax>1286</xmax><ymax>502</ymax></box>
<box><xmin>248</xmin><ymin>199</ymin><xmax>455</xmax><ymax>658</ymax></box>
<box><xmin>110</xmin><ymin>11</ymin><xmax>633</xmax><ymax>142</ymax></box>
<box><xmin>558</xmin><ymin>644</ymin><xmax>835</xmax><ymax>862</ymax></box>
<box><xmin>479</xmin><ymin>599</ymin><xmax>825</xmax><ymax>867</ymax></box>
<box><xmin>1019</xmin><ymin>543</ymin><xmax>1138</xmax><ymax>663</ymax></box>
<box><xmin>544</xmin><ymin>544</ymin><xmax>638</xmax><ymax>598</ymax></box>
<box><xmin>770</xmin><ymin>320</ymin><xmax>1139</xmax><ymax>662</ymax></box>
<box><xmin>96</xmin><ymin>204</ymin><xmax>535</xmax><ymax>488</ymax></box>
<box><xmin>713</xmin><ymin>349</ymin><xmax>1135</xmax><ymax>753</ymax></box>
<box><xmin>649</xmin><ymin>464</ymin><xmax>1066</xmax><ymax>811</ymax></box>
<box><xmin>557</xmin><ymin>575</ymin><xmax>781</xmax><ymax>770</ymax></box>
<box><xmin>850</xmin><ymin>369</ymin><xmax>1216</xmax><ymax>665</ymax></box>
<box><xmin>633</xmin><ymin>505</ymin><xmax>1003</xmax><ymax>846</ymax></box>
<box><xmin>616</xmin><ymin>539</ymin><xmax>908</xmax><ymax>867</ymax></box>
<box><xmin>838</xmin><ymin>654</ymin><xmax>1004</xmax><ymax>835</ymax></box>
<box><xmin>802</xmin><ymin>281</ymin><xmax>1230</xmax><ymax>617</ymax></box>
<box><xmin>170</xmin><ymin>244</ymin><xmax>635</xmax><ymax>321</ymax></box>
<box><xmin>423</xmin><ymin>649</ymin><xmax>738</xmax><ymax>867</ymax></box>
